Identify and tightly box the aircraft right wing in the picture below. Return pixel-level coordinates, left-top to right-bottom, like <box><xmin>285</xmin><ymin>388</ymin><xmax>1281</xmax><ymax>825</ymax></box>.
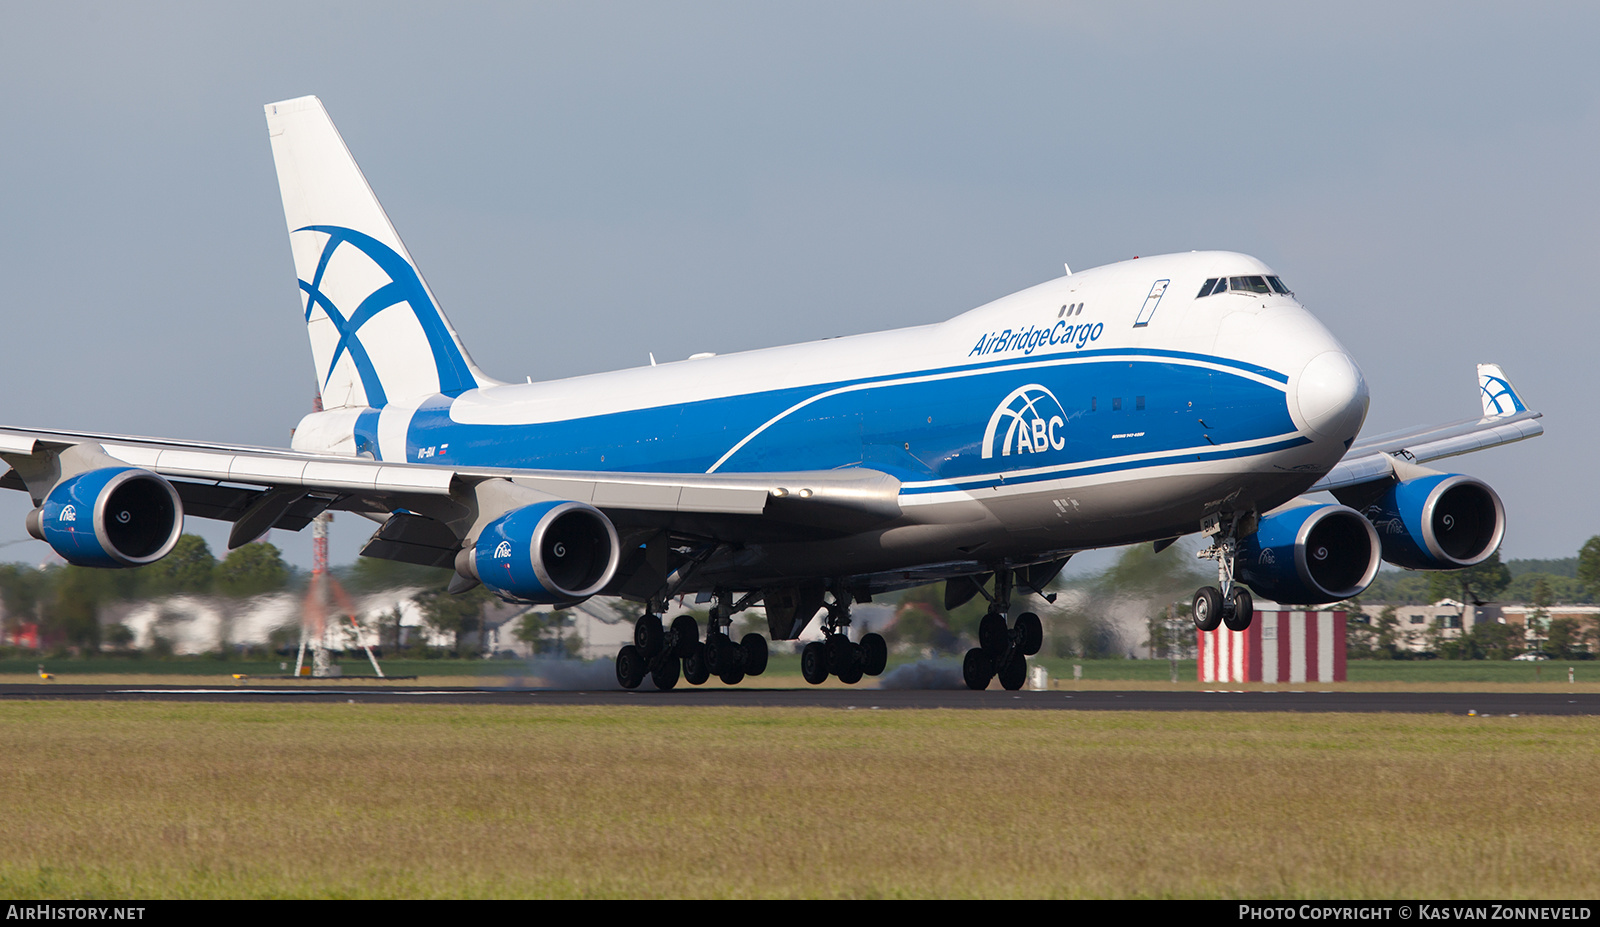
<box><xmin>1309</xmin><ymin>363</ymin><xmax>1542</xmax><ymax>493</ymax></box>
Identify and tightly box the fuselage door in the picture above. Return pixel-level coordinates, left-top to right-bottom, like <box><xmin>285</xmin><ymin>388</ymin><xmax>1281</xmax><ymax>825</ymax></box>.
<box><xmin>1133</xmin><ymin>279</ymin><xmax>1169</xmax><ymax>328</ymax></box>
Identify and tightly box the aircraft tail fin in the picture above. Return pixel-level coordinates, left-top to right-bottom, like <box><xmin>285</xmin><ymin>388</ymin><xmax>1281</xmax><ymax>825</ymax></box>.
<box><xmin>264</xmin><ymin>95</ymin><xmax>495</xmax><ymax>410</ymax></box>
<box><xmin>1477</xmin><ymin>363</ymin><xmax>1527</xmax><ymax>418</ymax></box>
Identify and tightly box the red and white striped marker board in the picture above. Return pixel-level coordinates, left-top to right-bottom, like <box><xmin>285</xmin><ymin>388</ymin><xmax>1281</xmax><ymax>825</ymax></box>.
<box><xmin>1197</xmin><ymin>609</ymin><xmax>1346</xmax><ymax>683</ymax></box>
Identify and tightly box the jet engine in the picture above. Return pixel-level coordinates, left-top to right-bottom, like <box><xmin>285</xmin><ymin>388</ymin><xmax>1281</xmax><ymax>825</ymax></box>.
<box><xmin>460</xmin><ymin>499</ymin><xmax>621</xmax><ymax>603</ymax></box>
<box><xmin>1360</xmin><ymin>474</ymin><xmax>1505</xmax><ymax>571</ymax></box>
<box><xmin>25</xmin><ymin>467</ymin><xmax>184</xmax><ymax>568</ymax></box>
<box><xmin>1237</xmin><ymin>503</ymin><xmax>1381</xmax><ymax>605</ymax></box>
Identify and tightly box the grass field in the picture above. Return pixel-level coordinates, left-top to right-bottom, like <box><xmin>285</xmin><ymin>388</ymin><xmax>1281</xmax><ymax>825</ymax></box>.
<box><xmin>0</xmin><ymin>702</ymin><xmax>1596</xmax><ymax>898</ymax></box>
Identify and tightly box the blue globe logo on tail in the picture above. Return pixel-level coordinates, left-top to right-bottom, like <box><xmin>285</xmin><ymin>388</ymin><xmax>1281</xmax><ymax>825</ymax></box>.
<box><xmin>296</xmin><ymin>225</ymin><xmax>477</xmax><ymax>407</ymax></box>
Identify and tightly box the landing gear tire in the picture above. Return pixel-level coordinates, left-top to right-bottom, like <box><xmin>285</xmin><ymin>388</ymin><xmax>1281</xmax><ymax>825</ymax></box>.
<box><xmin>651</xmin><ymin>655</ymin><xmax>680</xmax><ymax>691</ymax></box>
<box><xmin>836</xmin><ymin>642</ymin><xmax>864</xmax><ymax>685</ymax></box>
<box><xmin>1015</xmin><ymin>612</ymin><xmax>1043</xmax><ymax>656</ymax></box>
<box><xmin>1192</xmin><ymin>587</ymin><xmax>1223</xmax><ymax>632</ymax></box>
<box><xmin>704</xmin><ymin>635</ymin><xmax>735</xmax><ymax>676</ymax></box>
<box><xmin>741</xmin><ymin>633</ymin><xmax>769</xmax><ymax>676</ymax></box>
<box><xmin>997</xmin><ymin>654</ymin><xmax>1027</xmax><ymax>691</ymax></box>
<box><xmin>718</xmin><ymin>663</ymin><xmax>746</xmax><ymax>686</ymax></box>
<box><xmin>801</xmin><ymin>642</ymin><xmax>829</xmax><ymax>686</ymax></box>
<box><xmin>962</xmin><ymin>648</ymin><xmax>994</xmax><ymax>691</ymax></box>
<box><xmin>825</xmin><ymin>633</ymin><xmax>853</xmax><ymax>675</ymax></box>
<box><xmin>634</xmin><ymin>614</ymin><xmax>665</xmax><ymax>657</ymax></box>
<box><xmin>615</xmin><ymin>644</ymin><xmax>647</xmax><ymax>690</ymax></box>
<box><xmin>1223</xmin><ymin>587</ymin><xmax>1255</xmax><ymax>632</ymax></box>
<box><xmin>979</xmin><ymin>612</ymin><xmax>1008</xmax><ymax>656</ymax></box>
<box><xmin>670</xmin><ymin>614</ymin><xmax>700</xmax><ymax>657</ymax></box>
<box><xmin>860</xmin><ymin>633</ymin><xmax>888</xmax><ymax>676</ymax></box>
<box><xmin>682</xmin><ymin>642</ymin><xmax>711</xmax><ymax>685</ymax></box>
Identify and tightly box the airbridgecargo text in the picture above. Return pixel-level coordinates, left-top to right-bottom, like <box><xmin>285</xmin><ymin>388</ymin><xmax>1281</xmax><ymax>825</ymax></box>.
<box><xmin>1238</xmin><ymin>907</ymin><xmax>1592</xmax><ymax>922</ymax></box>
<box><xmin>969</xmin><ymin>321</ymin><xmax>1103</xmax><ymax>357</ymax></box>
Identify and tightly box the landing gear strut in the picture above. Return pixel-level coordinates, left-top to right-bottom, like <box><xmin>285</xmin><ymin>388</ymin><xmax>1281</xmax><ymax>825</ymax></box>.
<box><xmin>1193</xmin><ymin>512</ymin><xmax>1256</xmax><ymax>634</ymax></box>
<box><xmin>961</xmin><ymin>569</ymin><xmax>1043</xmax><ymax>691</ymax></box>
<box><xmin>799</xmin><ymin>589</ymin><xmax>888</xmax><ymax>687</ymax></box>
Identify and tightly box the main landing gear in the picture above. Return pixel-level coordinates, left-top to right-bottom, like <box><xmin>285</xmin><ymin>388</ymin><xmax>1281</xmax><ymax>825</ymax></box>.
<box><xmin>1191</xmin><ymin>513</ymin><xmax>1255</xmax><ymax>634</ymax></box>
<box><xmin>615</xmin><ymin>599</ymin><xmax>769</xmax><ymax>691</ymax></box>
<box><xmin>799</xmin><ymin>592</ymin><xmax>888</xmax><ymax>686</ymax></box>
<box><xmin>961</xmin><ymin>569</ymin><xmax>1043</xmax><ymax>691</ymax></box>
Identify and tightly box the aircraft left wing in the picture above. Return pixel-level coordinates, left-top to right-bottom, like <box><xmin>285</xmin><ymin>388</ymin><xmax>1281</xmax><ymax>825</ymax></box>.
<box><xmin>1309</xmin><ymin>363</ymin><xmax>1542</xmax><ymax>493</ymax></box>
<box><xmin>0</xmin><ymin>425</ymin><xmax>903</xmax><ymax>570</ymax></box>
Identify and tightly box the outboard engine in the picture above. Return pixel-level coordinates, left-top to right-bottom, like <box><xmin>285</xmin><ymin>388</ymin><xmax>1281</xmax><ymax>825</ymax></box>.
<box><xmin>458</xmin><ymin>499</ymin><xmax>621</xmax><ymax>603</ymax></box>
<box><xmin>26</xmin><ymin>467</ymin><xmax>184</xmax><ymax>568</ymax></box>
<box><xmin>1360</xmin><ymin>474</ymin><xmax>1505</xmax><ymax>570</ymax></box>
<box><xmin>1237</xmin><ymin>503</ymin><xmax>1381</xmax><ymax>605</ymax></box>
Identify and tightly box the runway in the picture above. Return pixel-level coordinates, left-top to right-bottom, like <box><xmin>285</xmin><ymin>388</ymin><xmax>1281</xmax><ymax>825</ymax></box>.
<box><xmin>3</xmin><ymin>684</ymin><xmax>1597</xmax><ymax>715</ymax></box>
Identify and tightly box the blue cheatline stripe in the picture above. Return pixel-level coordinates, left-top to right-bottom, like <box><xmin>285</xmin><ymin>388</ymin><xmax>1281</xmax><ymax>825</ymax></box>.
<box><xmin>388</xmin><ymin>348</ymin><xmax>1297</xmax><ymax>477</ymax></box>
<box><xmin>896</xmin><ymin>436</ymin><xmax>1314</xmax><ymax>495</ymax></box>
<box><xmin>297</xmin><ymin>225</ymin><xmax>479</xmax><ymax>406</ymax></box>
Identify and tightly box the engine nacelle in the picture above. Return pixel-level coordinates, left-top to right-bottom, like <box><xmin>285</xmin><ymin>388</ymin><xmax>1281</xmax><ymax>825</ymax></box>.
<box><xmin>1238</xmin><ymin>503</ymin><xmax>1381</xmax><ymax>605</ymax></box>
<box><xmin>462</xmin><ymin>499</ymin><xmax>621</xmax><ymax>603</ymax></box>
<box><xmin>25</xmin><ymin>467</ymin><xmax>184</xmax><ymax>568</ymax></box>
<box><xmin>1362</xmin><ymin>474</ymin><xmax>1506</xmax><ymax>570</ymax></box>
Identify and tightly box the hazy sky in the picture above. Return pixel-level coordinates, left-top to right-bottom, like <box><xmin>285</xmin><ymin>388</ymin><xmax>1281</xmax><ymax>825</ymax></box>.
<box><xmin>1</xmin><ymin>2</ymin><xmax>1595</xmax><ymax>570</ymax></box>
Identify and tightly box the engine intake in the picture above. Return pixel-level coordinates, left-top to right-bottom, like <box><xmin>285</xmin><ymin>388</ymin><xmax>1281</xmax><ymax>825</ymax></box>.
<box><xmin>462</xmin><ymin>499</ymin><xmax>620</xmax><ymax>603</ymax></box>
<box><xmin>1238</xmin><ymin>503</ymin><xmax>1381</xmax><ymax>605</ymax></box>
<box><xmin>1361</xmin><ymin>474</ymin><xmax>1505</xmax><ymax>571</ymax></box>
<box><xmin>26</xmin><ymin>467</ymin><xmax>184</xmax><ymax>568</ymax></box>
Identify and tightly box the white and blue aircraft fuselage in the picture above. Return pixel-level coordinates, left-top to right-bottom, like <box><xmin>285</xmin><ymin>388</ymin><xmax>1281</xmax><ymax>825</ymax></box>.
<box><xmin>0</xmin><ymin>96</ymin><xmax>1541</xmax><ymax>690</ymax></box>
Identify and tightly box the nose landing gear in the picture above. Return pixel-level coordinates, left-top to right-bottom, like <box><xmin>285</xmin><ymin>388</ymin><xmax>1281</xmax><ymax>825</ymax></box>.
<box><xmin>1192</xmin><ymin>512</ymin><xmax>1256</xmax><ymax>634</ymax></box>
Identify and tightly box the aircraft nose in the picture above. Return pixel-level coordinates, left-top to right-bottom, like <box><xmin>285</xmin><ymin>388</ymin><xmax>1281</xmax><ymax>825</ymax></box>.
<box><xmin>1294</xmin><ymin>350</ymin><xmax>1368</xmax><ymax>442</ymax></box>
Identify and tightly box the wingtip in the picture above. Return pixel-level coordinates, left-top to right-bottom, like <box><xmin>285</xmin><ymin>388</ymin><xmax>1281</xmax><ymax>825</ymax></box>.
<box><xmin>1477</xmin><ymin>363</ymin><xmax>1527</xmax><ymax>418</ymax></box>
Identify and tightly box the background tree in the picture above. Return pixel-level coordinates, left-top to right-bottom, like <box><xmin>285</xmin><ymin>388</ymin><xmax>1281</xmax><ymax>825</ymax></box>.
<box><xmin>1427</xmin><ymin>549</ymin><xmax>1511</xmax><ymax>605</ymax></box>
<box><xmin>216</xmin><ymin>542</ymin><xmax>290</xmax><ymax>597</ymax></box>
<box><xmin>1544</xmin><ymin>617</ymin><xmax>1593</xmax><ymax>661</ymax></box>
<box><xmin>137</xmin><ymin>534</ymin><xmax>216</xmax><ymax>596</ymax></box>
<box><xmin>514</xmin><ymin>608</ymin><xmax>578</xmax><ymax>656</ymax></box>
<box><xmin>1579</xmin><ymin>536</ymin><xmax>1600</xmax><ymax>602</ymax></box>
<box><xmin>42</xmin><ymin>566</ymin><xmax>134</xmax><ymax>652</ymax></box>
<box><xmin>1374</xmin><ymin>604</ymin><xmax>1402</xmax><ymax>658</ymax></box>
<box><xmin>1144</xmin><ymin>602</ymin><xmax>1195</xmax><ymax>660</ymax></box>
<box><xmin>344</xmin><ymin>557</ymin><xmax>452</xmax><ymax>594</ymax></box>
<box><xmin>415</xmin><ymin>584</ymin><xmax>495</xmax><ymax>654</ymax></box>
<box><xmin>1526</xmin><ymin>575</ymin><xmax>1553</xmax><ymax>653</ymax></box>
<box><xmin>0</xmin><ymin>563</ymin><xmax>52</xmax><ymax>639</ymax></box>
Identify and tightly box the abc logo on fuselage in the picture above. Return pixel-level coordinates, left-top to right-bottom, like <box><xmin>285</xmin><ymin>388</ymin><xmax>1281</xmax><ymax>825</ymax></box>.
<box><xmin>982</xmin><ymin>384</ymin><xmax>1068</xmax><ymax>460</ymax></box>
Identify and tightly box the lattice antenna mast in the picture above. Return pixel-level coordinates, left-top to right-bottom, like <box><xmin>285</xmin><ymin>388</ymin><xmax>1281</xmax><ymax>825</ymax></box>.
<box><xmin>294</xmin><ymin>392</ymin><xmax>386</xmax><ymax>678</ymax></box>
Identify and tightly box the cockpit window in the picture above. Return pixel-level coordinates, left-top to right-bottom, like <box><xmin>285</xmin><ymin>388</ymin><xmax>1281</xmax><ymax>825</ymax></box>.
<box><xmin>1197</xmin><ymin>274</ymin><xmax>1294</xmax><ymax>298</ymax></box>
